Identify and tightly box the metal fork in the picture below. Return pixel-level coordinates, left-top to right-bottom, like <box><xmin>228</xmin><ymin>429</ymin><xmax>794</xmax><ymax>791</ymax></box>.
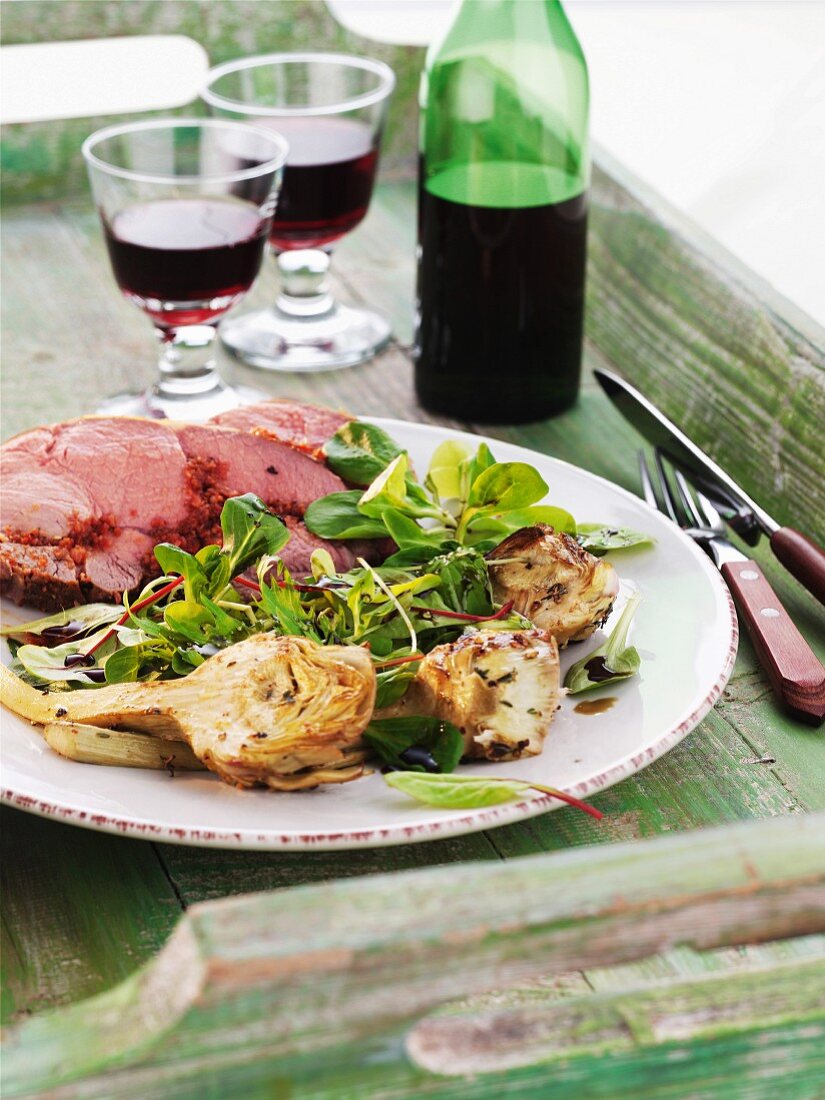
<box><xmin>640</xmin><ymin>449</ymin><xmax>748</xmax><ymax>569</ymax></box>
<box><xmin>640</xmin><ymin>448</ymin><xmax>825</xmax><ymax>726</ymax></box>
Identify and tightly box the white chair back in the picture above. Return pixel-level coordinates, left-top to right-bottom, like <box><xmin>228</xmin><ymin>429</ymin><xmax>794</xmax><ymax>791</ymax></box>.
<box><xmin>0</xmin><ymin>36</ymin><xmax>208</xmax><ymax>123</ymax></box>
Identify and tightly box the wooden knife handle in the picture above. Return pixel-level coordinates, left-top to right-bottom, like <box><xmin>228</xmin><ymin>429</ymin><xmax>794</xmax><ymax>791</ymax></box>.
<box><xmin>721</xmin><ymin>560</ymin><xmax>825</xmax><ymax>726</ymax></box>
<box><xmin>770</xmin><ymin>527</ymin><xmax>825</xmax><ymax>605</ymax></box>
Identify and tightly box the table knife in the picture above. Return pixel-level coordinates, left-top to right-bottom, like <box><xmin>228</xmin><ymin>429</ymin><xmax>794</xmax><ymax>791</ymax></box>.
<box><xmin>595</xmin><ymin>367</ymin><xmax>825</xmax><ymax>605</ymax></box>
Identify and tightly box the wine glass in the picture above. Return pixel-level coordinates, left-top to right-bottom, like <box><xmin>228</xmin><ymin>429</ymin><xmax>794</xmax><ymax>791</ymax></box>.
<box><xmin>202</xmin><ymin>53</ymin><xmax>395</xmax><ymax>372</ymax></box>
<box><xmin>82</xmin><ymin>118</ymin><xmax>289</xmax><ymax>419</ymax></box>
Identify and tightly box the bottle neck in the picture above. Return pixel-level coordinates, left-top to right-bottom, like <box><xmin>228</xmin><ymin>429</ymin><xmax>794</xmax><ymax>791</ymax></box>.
<box><xmin>435</xmin><ymin>0</ymin><xmax>565</xmax><ymax>54</ymax></box>
<box><xmin>425</xmin><ymin>0</ymin><xmax>583</xmax><ymax>86</ymax></box>
<box><xmin>421</xmin><ymin>0</ymin><xmax>589</xmax><ymax>207</ymax></box>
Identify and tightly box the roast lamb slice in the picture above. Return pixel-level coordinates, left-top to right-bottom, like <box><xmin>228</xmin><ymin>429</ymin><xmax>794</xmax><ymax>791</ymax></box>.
<box><xmin>0</xmin><ymin>415</ymin><xmax>381</xmax><ymax>611</ymax></box>
<box><xmin>210</xmin><ymin>398</ymin><xmax>352</xmax><ymax>461</ymax></box>
<box><xmin>1</xmin><ymin>418</ymin><xmax>190</xmax><ymax>540</ymax></box>
<box><xmin>175</xmin><ymin>424</ymin><xmax>343</xmax><ymax>514</ymax></box>
<box><xmin>0</xmin><ymin>544</ymin><xmax>83</xmax><ymax>608</ymax></box>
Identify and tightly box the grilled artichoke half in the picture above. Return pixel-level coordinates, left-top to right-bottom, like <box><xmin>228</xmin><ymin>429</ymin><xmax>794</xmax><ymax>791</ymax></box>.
<box><xmin>186</xmin><ymin>635</ymin><xmax>377</xmax><ymax>789</ymax></box>
<box><xmin>377</xmin><ymin>629</ymin><xmax>560</xmax><ymax>761</ymax></box>
<box><xmin>1</xmin><ymin>634</ymin><xmax>377</xmax><ymax>792</ymax></box>
<box><xmin>487</xmin><ymin>525</ymin><xmax>619</xmax><ymax>645</ymax></box>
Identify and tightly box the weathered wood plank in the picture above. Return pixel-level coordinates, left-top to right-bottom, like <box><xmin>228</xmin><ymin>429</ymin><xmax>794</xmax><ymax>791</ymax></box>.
<box><xmin>588</xmin><ymin>149</ymin><xmax>825</xmax><ymax>543</ymax></box>
<box><xmin>7</xmin><ymin>1007</ymin><xmax>823</xmax><ymax>1098</ymax></box>
<box><xmin>157</xmin><ymin>829</ymin><xmax>500</xmax><ymax>905</ymax></box>
<box><xmin>0</xmin><ymin>807</ymin><xmax>182</xmax><ymax>1025</ymax></box>
<box><xmin>6</xmin><ymin>952</ymin><xmax>825</xmax><ymax>1098</ymax></box>
<box><xmin>408</xmin><ymin>950</ymin><xmax>825</xmax><ymax>1076</ymax></box>
<box><xmin>3</xmin><ymin>813</ymin><xmax>823</xmax><ymax>1097</ymax></box>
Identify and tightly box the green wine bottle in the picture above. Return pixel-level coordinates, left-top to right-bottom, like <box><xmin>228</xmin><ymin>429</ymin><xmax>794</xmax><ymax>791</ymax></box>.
<box><xmin>415</xmin><ymin>0</ymin><xmax>589</xmax><ymax>423</ymax></box>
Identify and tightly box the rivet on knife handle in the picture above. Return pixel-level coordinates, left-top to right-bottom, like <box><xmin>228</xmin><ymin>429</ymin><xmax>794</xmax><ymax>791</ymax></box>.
<box><xmin>720</xmin><ymin>560</ymin><xmax>825</xmax><ymax>726</ymax></box>
<box><xmin>769</xmin><ymin>528</ymin><xmax>825</xmax><ymax>606</ymax></box>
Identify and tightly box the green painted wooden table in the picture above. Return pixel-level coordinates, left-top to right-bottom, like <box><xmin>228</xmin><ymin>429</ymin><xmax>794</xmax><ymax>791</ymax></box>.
<box><xmin>2</xmin><ymin>155</ymin><xmax>824</xmax><ymax>1097</ymax></box>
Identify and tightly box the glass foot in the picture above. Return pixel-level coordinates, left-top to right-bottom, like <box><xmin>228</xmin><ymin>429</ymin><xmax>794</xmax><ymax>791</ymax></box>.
<box><xmin>218</xmin><ymin>303</ymin><xmax>392</xmax><ymax>372</ymax></box>
<box><xmin>95</xmin><ymin>381</ymin><xmax>269</xmax><ymax>421</ymax></box>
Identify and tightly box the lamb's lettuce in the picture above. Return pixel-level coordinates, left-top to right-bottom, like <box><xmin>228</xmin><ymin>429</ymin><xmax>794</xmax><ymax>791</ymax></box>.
<box><xmin>564</xmin><ymin>593</ymin><xmax>642</xmax><ymax>694</ymax></box>
<box><xmin>577</xmin><ymin>524</ymin><xmax>654</xmax><ymax>555</ymax></box>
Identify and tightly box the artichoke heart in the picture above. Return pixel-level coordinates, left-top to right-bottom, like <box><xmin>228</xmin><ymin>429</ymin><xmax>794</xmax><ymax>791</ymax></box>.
<box><xmin>184</xmin><ymin>635</ymin><xmax>376</xmax><ymax>789</ymax></box>
<box><xmin>1</xmin><ymin>634</ymin><xmax>377</xmax><ymax>792</ymax></box>
<box><xmin>378</xmin><ymin>629</ymin><xmax>560</xmax><ymax>762</ymax></box>
<box><xmin>487</xmin><ymin>525</ymin><xmax>619</xmax><ymax>645</ymax></box>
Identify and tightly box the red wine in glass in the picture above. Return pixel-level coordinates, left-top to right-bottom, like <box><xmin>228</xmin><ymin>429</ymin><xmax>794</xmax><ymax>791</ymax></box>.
<box><xmin>103</xmin><ymin>198</ymin><xmax>269</xmax><ymax>327</ymax></box>
<box><xmin>263</xmin><ymin>118</ymin><xmax>379</xmax><ymax>251</ymax></box>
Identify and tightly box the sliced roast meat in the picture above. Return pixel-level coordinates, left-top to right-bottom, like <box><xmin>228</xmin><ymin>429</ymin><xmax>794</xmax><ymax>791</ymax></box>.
<box><xmin>0</xmin><ymin>412</ymin><xmax>385</xmax><ymax>612</ymax></box>
<box><xmin>175</xmin><ymin>424</ymin><xmax>344</xmax><ymax>515</ymax></box>
<box><xmin>1</xmin><ymin>418</ymin><xmax>190</xmax><ymax>539</ymax></box>
<box><xmin>0</xmin><ymin>543</ymin><xmax>82</xmax><ymax>608</ymax></box>
<box><xmin>210</xmin><ymin>399</ymin><xmax>351</xmax><ymax>461</ymax></box>
<box><xmin>84</xmin><ymin>529</ymin><xmax>157</xmax><ymax>600</ymax></box>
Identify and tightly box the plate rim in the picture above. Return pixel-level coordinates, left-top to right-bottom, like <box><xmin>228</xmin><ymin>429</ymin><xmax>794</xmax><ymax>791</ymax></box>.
<box><xmin>1</xmin><ymin>418</ymin><xmax>739</xmax><ymax>850</ymax></box>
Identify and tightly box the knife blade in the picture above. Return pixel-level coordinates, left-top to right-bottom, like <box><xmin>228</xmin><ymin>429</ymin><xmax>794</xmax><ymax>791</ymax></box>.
<box><xmin>594</xmin><ymin>367</ymin><xmax>825</xmax><ymax>606</ymax></box>
<box><xmin>594</xmin><ymin>367</ymin><xmax>777</xmax><ymax>532</ymax></box>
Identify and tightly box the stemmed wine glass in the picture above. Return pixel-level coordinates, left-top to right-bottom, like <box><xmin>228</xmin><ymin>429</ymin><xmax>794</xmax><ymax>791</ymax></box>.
<box><xmin>202</xmin><ymin>53</ymin><xmax>395</xmax><ymax>372</ymax></box>
<box><xmin>82</xmin><ymin>118</ymin><xmax>288</xmax><ymax>419</ymax></box>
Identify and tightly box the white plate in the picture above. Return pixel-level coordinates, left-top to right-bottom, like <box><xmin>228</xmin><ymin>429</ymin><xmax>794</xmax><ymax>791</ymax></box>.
<box><xmin>0</xmin><ymin>419</ymin><xmax>738</xmax><ymax>849</ymax></box>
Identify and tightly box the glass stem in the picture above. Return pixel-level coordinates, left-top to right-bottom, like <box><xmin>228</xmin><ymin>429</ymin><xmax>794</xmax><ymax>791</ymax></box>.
<box><xmin>274</xmin><ymin>249</ymin><xmax>336</xmax><ymax>319</ymax></box>
<box><xmin>154</xmin><ymin>325</ymin><xmax>226</xmax><ymax>398</ymax></box>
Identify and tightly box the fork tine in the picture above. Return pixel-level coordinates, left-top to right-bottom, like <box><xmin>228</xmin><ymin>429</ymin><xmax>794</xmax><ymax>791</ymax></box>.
<box><xmin>695</xmin><ymin>488</ymin><xmax>723</xmax><ymax>529</ymax></box>
<box><xmin>638</xmin><ymin>451</ymin><xmax>660</xmax><ymax>510</ymax></box>
<box><xmin>653</xmin><ymin>448</ymin><xmax>680</xmax><ymax>523</ymax></box>
<box><xmin>673</xmin><ymin>469</ymin><xmax>704</xmax><ymax>527</ymax></box>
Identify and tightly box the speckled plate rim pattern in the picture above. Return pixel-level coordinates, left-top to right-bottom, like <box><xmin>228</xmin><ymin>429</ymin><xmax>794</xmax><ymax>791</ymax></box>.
<box><xmin>1</xmin><ymin>419</ymin><xmax>739</xmax><ymax>850</ymax></box>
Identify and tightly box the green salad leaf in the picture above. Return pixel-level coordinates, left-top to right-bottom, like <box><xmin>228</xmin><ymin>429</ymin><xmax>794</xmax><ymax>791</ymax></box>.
<box><xmin>381</xmin><ymin>509</ymin><xmax>447</xmax><ymax>552</ymax></box>
<box><xmin>374</xmin><ymin>664</ymin><xmax>419</xmax><ymax>709</ymax></box>
<box><xmin>467</xmin><ymin>505</ymin><xmax>577</xmax><ymax>545</ymax></box>
<box><xmin>103</xmin><ymin>645</ymin><xmax>142</xmax><ymax>684</ymax></box>
<box><xmin>304</xmin><ymin>491</ymin><xmax>390</xmax><ymax>540</ymax></box>
<box><xmin>416</xmin><ymin>546</ymin><xmax>495</xmax><ymax>619</ymax></box>
<box><xmin>385</xmin><ymin>771</ymin><xmax>535</xmax><ymax>808</ymax></box>
<box><xmin>154</xmin><ymin>545</ymin><xmax>207</xmax><ymax>601</ymax></box>
<box><xmin>576</xmin><ymin>525</ymin><xmax>655</xmax><ymax>555</ymax></box>
<box><xmin>163</xmin><ymin>601</ymin><xmax>214</xmax><ymax>645</ymax></box>
<box><xmin>364</xmin><ymin>717</ymin><xmax>464</xmax><ymax>773</ymax></box>
<box><xmin>323</xmin><ymin>420</ymin><xmax>404</xmax><ymax>486</ymax></box>
<box><xmin>466</xmin><ymin>462</ymin><xmax>548</xmax><ymax>514</ymax></box>
<box><xmin>15</xmin><ymin>627</ymin><xmax>118</xmax><ymax>686</ymax></box>
<box><xmin>257</xmin><ymin>563</ymin><xmax>321</xmax><ymax>641</ymax></box>
<box><xmin>200</xmin><ymin>594</ymin><xmax>244</xmax><ymax>637</ymax></box>
<box><xmin>0</xmin><ymin>604</ymin><xmax>121</xmax><ymax>640</ymax></box>
<box><xmin>384</xmin><ymin>772</ymin><xmax>604</xmax><ymax>819</ymax></box>
<box><xmin>463</xmin><ymin>442</ymin><xmax>496</xmax><ymax>493</ymax></box>
<box><xmin>359</xmin><ymin>453</ymin><xmax>447</xmax><ymax>524</ymax></box>
<box><xmin>220</xmin><ymin>493</ymin><xmax>290</xmax><ymax>576</ymax></box>
<box><xmin>305</xmin><ymin>433</ymin><xmax>574</xmax><ymax>556</ymax></box>
<box><xmin>425</xmin><ymin>438</ymin><xmax>472</xmax><ymax>500</ymax></box>
<box><xmin>564</xmin><ymin>592</ymin><xmax>642</xmax><ymax>694</ymax></box>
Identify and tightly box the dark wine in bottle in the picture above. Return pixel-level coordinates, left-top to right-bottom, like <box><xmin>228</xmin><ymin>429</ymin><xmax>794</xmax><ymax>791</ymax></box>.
<box><xmin>415</xmin><ymin>0</ymin><xmax>589</xmax><ymax>423</ymax></box>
